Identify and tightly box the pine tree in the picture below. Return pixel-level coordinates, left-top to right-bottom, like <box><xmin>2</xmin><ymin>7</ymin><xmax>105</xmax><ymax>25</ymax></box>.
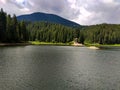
<box><xmin>0</xmin><ymin>8</ymin><xmax>7</xmax><ymax>42</ymax></box>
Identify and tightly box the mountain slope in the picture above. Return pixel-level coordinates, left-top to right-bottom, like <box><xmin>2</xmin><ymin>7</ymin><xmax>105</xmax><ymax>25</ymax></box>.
<box><xmin>17</xmin><ymin>12</ymin><xmax>80</xmax><ymax>27</ymax></box>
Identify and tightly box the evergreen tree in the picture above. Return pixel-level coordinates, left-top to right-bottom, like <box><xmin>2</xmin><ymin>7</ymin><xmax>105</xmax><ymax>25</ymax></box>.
<box><xmin>0</xmin><ymin>8</ymin><xmax>7</xmax><ymax>42</ymax></box>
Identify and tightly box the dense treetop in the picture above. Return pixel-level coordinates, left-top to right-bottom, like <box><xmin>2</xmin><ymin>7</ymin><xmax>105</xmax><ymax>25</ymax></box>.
<box><xmin>0</xmin><ymin>9</ymin><xmax>120</xmax><ymax>44</ymax></box>
<box><xmin>0</xmin><ymin>8</ymin><xmax>28</xmax><ymax>43</ymax></box>
<box><xmin>81</xmin><ymin>24</ymin><xmax>120</xmax><ymax>44</ymax></box>
<box><xmin>27</xmin><ymin>22</ymin><xmax>77</xmax><ymax>43</ymax></box>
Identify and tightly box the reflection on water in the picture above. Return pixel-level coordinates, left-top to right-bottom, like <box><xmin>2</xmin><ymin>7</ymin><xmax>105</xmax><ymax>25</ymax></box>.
<box><xmin>0</xmin><ymin>46</ymin><xmax>120</xmax><ymax>90</ymax></box>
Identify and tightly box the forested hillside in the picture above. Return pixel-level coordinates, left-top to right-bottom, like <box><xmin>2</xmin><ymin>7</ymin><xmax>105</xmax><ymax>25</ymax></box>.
<box><xmin>27</xmin><ymin>22</ymin><xmax>79</xmax><ymax>43</ymax></box>
<box><xmin>0</xmin><ymin>9</ymin><xmax>120</xmax><ymax>45</ymax></box>
<box><xmin>0</xmin><ymin>9</ymin><xmax>80</xmax><ymax>43</ymax></box>
<box><xmin>0</xmin><ymin>9</ymin><xmax>28</xmax><ymax>43</ymax></box>
<box><xmin>81</xmin><ymin>24</ymin><xmax>120</xmax><ymax>44</ymax></box>
<box><xmin>17</xmin><ymin>12</ymin><xmax>80</xmax><ymax>27</ymax></box>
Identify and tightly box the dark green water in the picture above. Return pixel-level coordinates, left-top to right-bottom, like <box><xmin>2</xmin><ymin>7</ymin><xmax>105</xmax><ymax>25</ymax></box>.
<box><xmin>0</xmin><ymin>46</ymin><xmax>120</xmax><ymax>90</ymax></box>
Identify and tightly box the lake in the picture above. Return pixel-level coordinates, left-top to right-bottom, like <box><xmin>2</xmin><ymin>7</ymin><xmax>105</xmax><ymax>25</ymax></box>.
<box><xmin>0</xmin><ymin>46</ymin><xmax>120</xmax><ymax>90</ymax></box>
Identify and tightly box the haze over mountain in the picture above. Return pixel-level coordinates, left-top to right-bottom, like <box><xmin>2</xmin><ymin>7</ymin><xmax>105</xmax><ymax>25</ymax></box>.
<box><xmin>17</xmin><ymin>12</ymin><xmax>80</xmax><ymax>27</ymax></box>
<box><xmin>1</xmin><ymin>0</ymin><xmax>120</xmax><ymax>25</ymax></box>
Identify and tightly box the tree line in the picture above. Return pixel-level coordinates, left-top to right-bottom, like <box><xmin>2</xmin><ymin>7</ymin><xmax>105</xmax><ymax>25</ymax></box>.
<box><xmin>0</xmin><ymin>9</ymin><xmax>28</xmax><ymax>43</ymax></box>
<box><xmin>80</xmin><ymin>24</ymin><xmax>120</xmax><ymax>44</ymax></box>
<box><xmin>0</xmin><ymin>8</ymin><xmax>80</xmax><ymax>43</ymax></box>
<box><xmin>27</xmin><ymin>22</ymin><xmax>79</xmax><ymax>43</ymax></box>
<box><xmin>0</xmin><ymin>9</ymin><xmax>120</xmax><ymax>44</ymax></box>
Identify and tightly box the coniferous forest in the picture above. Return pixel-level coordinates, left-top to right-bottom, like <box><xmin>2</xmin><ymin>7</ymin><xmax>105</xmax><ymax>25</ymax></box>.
<box><xmin>0</xmin><ymin>9</ymin><xmax>28</xmax><ymax>43</ymax></box>
<box><xmin>81</xmin><ymin>24</ymin><xmax>120</xmax><ymax>44</ymax></box>
<box><xmin>27</xmin><ymin>22</ymin><xmax>77</xmax><ymax>43</ymax></box>
<box><xmin>0</xmin><ymin>9</ymin><xmax>120</xmax><ymax>45</ymax></box>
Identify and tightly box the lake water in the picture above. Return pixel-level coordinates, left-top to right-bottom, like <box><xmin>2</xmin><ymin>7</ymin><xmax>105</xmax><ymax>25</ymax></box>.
<box><xmin>0</xmin><ymin>46</ymin><xmax>120</xmax><ymax>90</ymax></box>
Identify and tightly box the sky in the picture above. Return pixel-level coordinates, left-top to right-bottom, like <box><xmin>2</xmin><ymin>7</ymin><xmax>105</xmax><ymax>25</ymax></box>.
<box><xmin>0</xmin><ymin>0</ymin><xmax>120</xmax><ymax>25</ymax></box>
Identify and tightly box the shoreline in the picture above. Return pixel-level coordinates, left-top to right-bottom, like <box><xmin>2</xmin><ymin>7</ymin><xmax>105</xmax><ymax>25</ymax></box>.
<box><xmin>0</xmin><ymin>43</ymin><xmax>31</xmax><ymax>46</ymax></box>
<box><xmin>85</xmin><ymin>43</ymin><xmax>120</xmax><ymax>47</ymax></box>
<box><xmin>72</xmin><ymin>42</ymin><xmax>84</xmax><ymax>47</ymax></box>
<box><xmin>0</xmin><ymin>42</ymin><xmax>120</xmax><ymax>48</ymax></box>
<box><xmin>30</xmin><ymin>41</ymin><xmax>84</xmax><ymax>47</ymax></box>
<box><xmin>88</xmin><ymin>46</ymin><xmax>100</xmax><ymax>49</ymax></box>
<box><xmin>30</xmin><ymin>41</ymin><xmax>71</xmax><ymax>46</ymax></box>
<box><xmin>86</xmin><ymin>43</ymin><xmax>120</xmax><ymax>49</ymax></box>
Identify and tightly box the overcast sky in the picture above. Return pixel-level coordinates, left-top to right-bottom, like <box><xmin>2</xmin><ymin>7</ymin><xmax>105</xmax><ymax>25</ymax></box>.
<box><xmin>0</xmin><ymin>0</ymin><xmax>120</xmax><ymax>25</ymax></box>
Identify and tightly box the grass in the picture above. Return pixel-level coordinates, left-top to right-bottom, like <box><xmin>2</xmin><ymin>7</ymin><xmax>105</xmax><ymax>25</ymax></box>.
<box><xmin>85</xmin><ymin>43</ymin><xmax>120</xmax><ymax>47</ymax></box>
<box><xmin>100</xmin><ymin>44</ymin><xmax>120</xmax><ymax>47</ymax></box>
<box><xmin>29</xmin><ymin>41</ymin><xmax>73</xmax><ymax>46</ymax></box>
<box><xmin>84</xmin><ymin>43</ymin><xmax>101</xmax><ymax>47</ymax></box>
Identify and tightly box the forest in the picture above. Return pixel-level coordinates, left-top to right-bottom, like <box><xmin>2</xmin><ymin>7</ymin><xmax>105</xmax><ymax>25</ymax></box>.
<box><xmin>0</xmin><ymin>9</ymin><xmax>28</xmax><ymax>43</ymax></box>
<box><xmin>81</xmin><ymin>24</ymin><xmax>120</xmax><ymax>44</ymax></box>
<box><xmin>27</xmin><ymin>22</ymin><xmax>78</xmax><ymax>43</ymax></box>
<box><xmin>0</xmin><ymin>9</ymin><xmax>78</xmax><ymax>43</ymax></box>
<box><xmin>0</xmin><ymin>9</ymin><xmax>120</xmax><ymax>45</ymax></box>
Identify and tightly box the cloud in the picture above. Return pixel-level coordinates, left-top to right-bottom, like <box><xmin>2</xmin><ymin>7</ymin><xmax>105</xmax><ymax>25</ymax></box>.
<box><xmin>73</xmin><ymin>0</ymin><xmax>120</xmax><ymax>25</ymax></box>
<box><xmin>0</xmin><ymin>0</ymin><xmax>120</xmax><ymax>25</ymax></box>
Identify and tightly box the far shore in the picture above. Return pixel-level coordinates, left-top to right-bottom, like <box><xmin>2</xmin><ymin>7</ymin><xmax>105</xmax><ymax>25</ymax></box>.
<box><xmin>0</xmin><ymin>42</ymin><xmax>120</xmax><ymax>48</ymax></box>
<box><xmin>72</xmin><ymin>42</ymin><xmax>84</xmax><ymax>46</ymax></box>
<box><xmin>0</xmin><ymin>43</ymin><xmax>31</xmax><ymax>46</ymax></box>
<box><xmin>30</xmin><ymin>41</ymin><xmax>72</xmax><ymax>46</ymax></box>
<box><xmin>85</xmin><ymin>43</ymin><xmax>120</xmax><ymax>47</ymax></box>
<box><xmin>88</xmin><ymin>46</ymin><xmax>100</xmax><ymax>49</ymax></box>
<box><xmin>30</xmin><ymin>41</ymin><xmax>84</xmax><ymax>47</ymax></box>
<box><xmin>85</xmin><ymin>43</ymin><xmax>120</xmax><ymax>50</ymax></box>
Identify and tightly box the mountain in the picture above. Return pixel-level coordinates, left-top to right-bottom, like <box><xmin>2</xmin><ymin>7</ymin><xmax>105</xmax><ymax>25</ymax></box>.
<box><xmin>17</xmin><ymin>12</ymin><xmax>80</xmax><ymax>27</ymax></box>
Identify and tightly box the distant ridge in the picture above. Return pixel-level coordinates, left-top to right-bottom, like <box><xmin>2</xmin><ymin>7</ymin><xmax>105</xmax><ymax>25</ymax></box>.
<box><xmin>17</xmin><ymin>12</ymin><xmax>80</xmax><ymax>27</ymax></box>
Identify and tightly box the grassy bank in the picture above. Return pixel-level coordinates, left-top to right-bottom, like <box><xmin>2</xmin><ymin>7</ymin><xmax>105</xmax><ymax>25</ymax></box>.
<box><xmin>29</xmin><ymin>41</ymin><xmax>73</xmax><ymax>46</ymax></box>
<box><xmin>85</xmin><ymin>43</ymin><xmax>120</xmax><ymax>48</ymax></box>
<box><xmin>84</xmin><ymin>43</ymin><xmax>120</xmax><ymax>50</ymax></box>
<box><xmin>100</xmin><ymin>44</ymin><xmax>120</xmax><ymax>47</ymax></box>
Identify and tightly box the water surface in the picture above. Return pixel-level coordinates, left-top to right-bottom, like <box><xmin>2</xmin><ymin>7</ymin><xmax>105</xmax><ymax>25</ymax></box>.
<box><xmin>0</xmin><ymin>46</ymin><xmax>120</xmax><ymax>90</ymax></box>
